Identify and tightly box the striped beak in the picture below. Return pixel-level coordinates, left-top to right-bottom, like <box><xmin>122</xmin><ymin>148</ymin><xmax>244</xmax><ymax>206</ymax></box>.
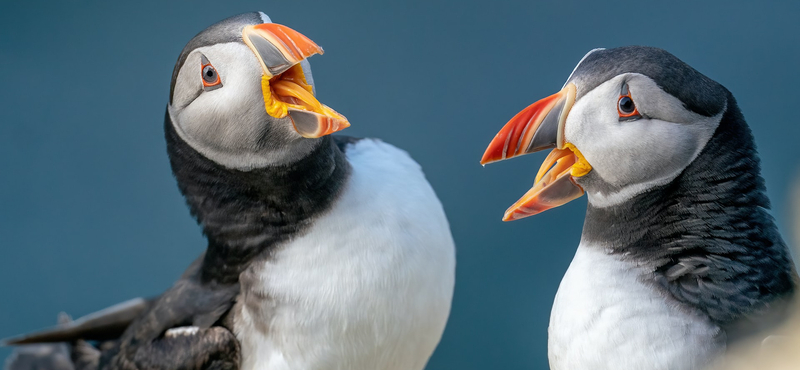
<box><xmin>481</xmin><ymin>83</ymin><xmax>592</xmax><ymax>221</ymax></box>
<box><xmin>243</xmin><ymin>23</ymin><xmax>350</xmax><ymax>138</ymax></box>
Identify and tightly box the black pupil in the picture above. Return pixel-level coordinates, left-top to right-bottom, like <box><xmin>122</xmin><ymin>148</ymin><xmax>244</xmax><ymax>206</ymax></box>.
<box><xmin>203</xmin><ymin>66</ymin><xmax>216</xmax><ymax>82</ymax></box>
<box><xmin>619</xmin><ymin>96</ymin><xmax>635</xmax><ymax>114</ymax></box>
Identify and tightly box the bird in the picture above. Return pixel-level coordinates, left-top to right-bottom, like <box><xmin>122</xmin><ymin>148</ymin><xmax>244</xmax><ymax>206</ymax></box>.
<box><xmin>4</xmin><ymin>11</ymin><xmax>456</xmax><ymax>370</ymax></box>
<box><xmin>480</xmin><ymin>46</ymin><xmax>796</xmax><ymax>370</ymax></box>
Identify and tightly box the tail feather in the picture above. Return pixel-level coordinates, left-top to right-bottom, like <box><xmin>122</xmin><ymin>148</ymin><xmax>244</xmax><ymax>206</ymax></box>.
<box><xmin>3</xmin><ymin>298</ymin><xmax>151</xmax><ymax>345</ymax></box>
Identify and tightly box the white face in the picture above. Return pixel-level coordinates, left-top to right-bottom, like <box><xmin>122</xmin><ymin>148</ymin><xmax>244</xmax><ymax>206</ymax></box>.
<box><xmin>169</xmin><ymin>42</ymin><xmax>317</xmax><ymax>170</ymax></box>
<box><xmin>564</xmin><ymin>73</ymin><xmax>724</xmax><ymax>207</ymax></box>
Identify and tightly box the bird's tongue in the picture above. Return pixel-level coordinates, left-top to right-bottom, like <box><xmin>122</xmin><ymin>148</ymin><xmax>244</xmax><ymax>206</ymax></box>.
<box><xmin>272</xmin><ymin>78</ymin><xmax>322</xmax><ymax>112</ymax></box>
<box><xmin>503</xmin><ymin>147</ymin><xmax>586</xmax><ymax>221</ymax></box>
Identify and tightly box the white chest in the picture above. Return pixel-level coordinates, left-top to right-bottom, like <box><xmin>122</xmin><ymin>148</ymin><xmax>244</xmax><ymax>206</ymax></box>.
<box><xmin>233</xmin><ymin>140</ymin><xmax>456</xmax><ymax>370</ymax></box>
<box><xmin>548</xmin><ymin>244</ymin><xmax>724</xmax><ymax>370</ymax></box>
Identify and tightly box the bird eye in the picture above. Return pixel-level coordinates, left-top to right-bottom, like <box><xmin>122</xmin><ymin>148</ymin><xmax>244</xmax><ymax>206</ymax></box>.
<box><xmin>617</xmin><ymin>83</ymin><xmax>640</xmax><ymax>120</ymax></box>
<box><xmin>618</xmin><ymin>96</ymin><xmax>635</xmax><ymax>114</ymax></box>
<box><xmin>200</xmin><ymin>55</ymin><xmax>222</xmax><ymax>92</ymax></box>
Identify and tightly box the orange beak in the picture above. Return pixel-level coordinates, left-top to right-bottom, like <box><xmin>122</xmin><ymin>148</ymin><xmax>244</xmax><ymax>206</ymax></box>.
<box><xmin>481</xmin><ymin>83</ymin><xmax>592</xmax><ymax>221</ymax></box>
<box><xmin>243</xmin><ymin>23</ymin><xmax>350</xmax><ymax>138</ymax></box>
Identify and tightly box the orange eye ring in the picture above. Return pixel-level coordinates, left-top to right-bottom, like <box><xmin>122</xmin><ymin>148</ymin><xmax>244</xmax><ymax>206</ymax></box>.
<box><xmin>201</xmin><ymin>63</ymin><xmax>221</xmax><ymax>87</ymax></box>
<box><xmin>617</xmin><ymin>93</ymin><xmax>640</xmax><ymax>118</ymax></box>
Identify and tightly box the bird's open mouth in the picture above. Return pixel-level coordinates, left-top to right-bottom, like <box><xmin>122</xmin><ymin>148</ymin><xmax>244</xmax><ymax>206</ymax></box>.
<box><xmin>501</xmin><ymin>143</ymin><xmax>590</xmax><ymax>221</ymax></box>
<box><xmin>243</xmin><ymin>23</ymin><xmax>350</xmax><ymax>138</ymax></box>
<box><xmin>481</xmin><ymin>83</ymin><xmax>592</xmax><ymax>221</ymax></box>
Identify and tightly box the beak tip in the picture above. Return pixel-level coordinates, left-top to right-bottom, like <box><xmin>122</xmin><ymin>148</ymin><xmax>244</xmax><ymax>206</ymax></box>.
<box><xmin>479</xmin><ymin>151</ymin><xmax>501</xmax><ymax>166</ymax></box>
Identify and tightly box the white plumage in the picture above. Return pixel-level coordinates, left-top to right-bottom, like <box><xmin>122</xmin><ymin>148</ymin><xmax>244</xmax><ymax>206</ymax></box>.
<box><xmin>548</xmin><ymin>244</ymin><xmax>723</xmax><ymax>370</ymax></box>
<box><xmin>234</xmin><ymin>139</ymin><xmax>456</xmax><ymax>370</ymax></box>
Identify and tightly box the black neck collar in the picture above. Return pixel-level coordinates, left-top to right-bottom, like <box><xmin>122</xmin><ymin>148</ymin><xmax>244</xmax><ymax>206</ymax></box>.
<box><xmin>164</xmin><ymin>111</ymin><xmax>351</xmax><ymax>285</ymax></box>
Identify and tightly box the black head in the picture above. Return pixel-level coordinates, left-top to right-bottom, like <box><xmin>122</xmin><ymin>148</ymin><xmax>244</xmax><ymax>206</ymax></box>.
<box><xmin>566</xmin><ymin>46</ymin><xmax>727</xmax><ymax>117</ymax></box>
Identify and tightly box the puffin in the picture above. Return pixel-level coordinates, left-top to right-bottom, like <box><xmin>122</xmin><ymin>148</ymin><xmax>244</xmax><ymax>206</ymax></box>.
<box><xmin>4</xmin><ymin>12</ymin><xmax>456</xmax><ymax>370</ymax></box>
<box><xmin>480</xmin><ymin>46</ymin><xmax>796</xmax><ymax>369</ymax></box>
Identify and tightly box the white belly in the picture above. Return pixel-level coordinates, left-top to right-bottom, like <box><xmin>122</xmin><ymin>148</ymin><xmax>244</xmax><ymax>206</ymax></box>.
<box><xmin>233</xmin><ymin>139</ymin><xmax>456</xmax><ymax>370</ymax></box>
<box><xmin>548</xmin><ymin>244</ymin><xmax>724</xmax><ymax>370</ymax></box>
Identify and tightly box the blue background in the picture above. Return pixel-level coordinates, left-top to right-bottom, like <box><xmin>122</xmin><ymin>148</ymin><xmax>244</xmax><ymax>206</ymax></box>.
<box><xmin>1</xmin><ymin>1</ymin><xmax>799</xmax><ymax>369</ymax></box>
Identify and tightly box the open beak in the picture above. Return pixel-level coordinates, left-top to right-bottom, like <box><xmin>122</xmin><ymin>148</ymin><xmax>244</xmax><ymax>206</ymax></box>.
<box><xmin>243</xmin><ymin>23</ymin><xmax>350</xmax><ymax>138</ymax></box>
<box><xmin>480</xmin><ymin>83</ymin><xmax>592</xmax><ymax>221</ymax></box>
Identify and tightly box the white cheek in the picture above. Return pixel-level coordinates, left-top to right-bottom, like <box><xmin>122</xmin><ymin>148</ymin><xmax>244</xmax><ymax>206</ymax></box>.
<box><xmin>178</xmin><ymin>64</ymin><xmax>264</xmax><ymax>152</ymax></box>
<box><xmin>169</xmin><ymin>42</ymin><xmax>307</xmax><ymax>170</ymax></box>
<box><xmin>574</xmin><ymin>116</ymin><xmax>703</xmax><ymax>187</ymax></box>
<box><xmin>564</xmin><ymin>75</ymin><xmax>723</xmax><ymax>206</ymax></box>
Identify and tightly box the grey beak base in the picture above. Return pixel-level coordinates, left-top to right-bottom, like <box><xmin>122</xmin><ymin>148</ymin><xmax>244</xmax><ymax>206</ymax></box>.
<box><xmin>249</xmin><ymin>35</ymin><xmax>294</xmax><ymax>77</ymax></box>
<box><xmin>526</xmin><ymin>98</ymin><xmax>564</xmax><ymax>154</ymax></box>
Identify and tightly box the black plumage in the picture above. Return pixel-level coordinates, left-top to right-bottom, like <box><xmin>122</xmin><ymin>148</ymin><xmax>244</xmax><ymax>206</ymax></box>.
<box><xmin>164</xmin><ymin>111</ymin><xmax>352</xmax><ymax>285</ymax></box>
